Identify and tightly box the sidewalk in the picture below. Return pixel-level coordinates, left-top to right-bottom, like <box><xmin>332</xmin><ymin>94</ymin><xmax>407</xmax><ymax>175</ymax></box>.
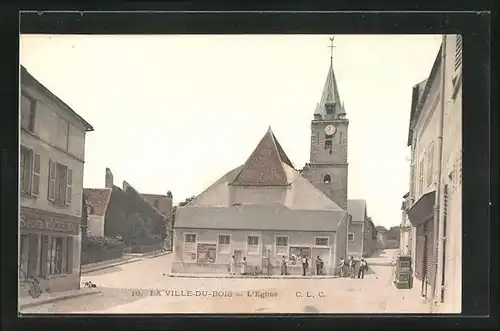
<box><xmin>81</xmin><ymin>256</ymin><xmax>142</xmax><ymax>274</ymax></box>
<box><xmin>19</xmin><ymin>288</ymin><xmax>101</xmax><ymax>310</ymax></box>
<box><xmin>81</xmin><ymin>250</ymin><xmax>170</xmax><ymax>274</ymax></box>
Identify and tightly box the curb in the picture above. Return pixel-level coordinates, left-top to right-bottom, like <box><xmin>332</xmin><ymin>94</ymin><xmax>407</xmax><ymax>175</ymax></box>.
<box><xmin>166</xmin><ymin>274</ymin><xmax>339</xmax><ymax>279</ymax></box>
<box><xmin>19</xmin><ymin>290</ymin><xmax>101</xmax><ymax>309</ymax></box>
<box><xmin>147</xmin><ymin>251</ymin><xmax>172</xmax><ymax>259</ymax></box>
<box><xmin>81</xmin><ymin>258</ymin><xmax>142</xmax><ymax>274</ymax></box>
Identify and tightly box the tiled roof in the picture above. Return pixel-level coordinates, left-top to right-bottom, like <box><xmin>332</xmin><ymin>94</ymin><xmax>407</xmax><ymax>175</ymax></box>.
<box><xmin>347</xmin><ymin>199</ymin><xmax>367</xmax><ymax>223</ymax></box>
<box><xmin>83</xmin><ymin>188</ymin><xmax>112</xmax><ymax>216</ymax></box>
<box><xmin>231</xmin><ymin>127</ymin><xmax>292</xmax><ymax>186</ymax></box>
<box><xmin>175</xmin><ymin>204</ymin><xmax>346</xmax><ymax>232</ymax></box>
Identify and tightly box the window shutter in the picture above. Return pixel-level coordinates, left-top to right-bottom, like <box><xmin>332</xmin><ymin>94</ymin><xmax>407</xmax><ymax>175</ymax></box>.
<box><xmin>66</xmin><ymin>168</ymin><xmax>73</xmax><ymax>205</ymax></box>
<box><xmin>31</xmin><ymin>153</ymin><xmax>41</xmax><ymax>196</ymax></box>
<box><xmin>48</xmin><ymin>159</ymin><xmax>56</xmax><ymax>201</ymax></box>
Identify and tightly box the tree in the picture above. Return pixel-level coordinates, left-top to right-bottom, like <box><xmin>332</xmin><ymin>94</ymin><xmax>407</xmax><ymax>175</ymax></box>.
<box><xmin>178</xmin><ymin>195</ymin><xmax>196</xmax><ymax>207</ymax></box>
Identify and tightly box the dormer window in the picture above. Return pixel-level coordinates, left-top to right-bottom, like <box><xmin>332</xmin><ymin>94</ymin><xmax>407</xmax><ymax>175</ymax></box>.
<box><xmin>325</xmin><ymin>103</ymin><xmax>335</xmax><ymax>115</ymax></box>
<box><xmin>323</xmin><ymin>174</ymin><xmax>331</xmax><ymax>183</ymax></box>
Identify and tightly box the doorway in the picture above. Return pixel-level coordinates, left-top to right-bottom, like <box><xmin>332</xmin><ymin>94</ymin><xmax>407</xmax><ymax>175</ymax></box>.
<box><xmin>233</xmin><ymin>249</ymin><xmax>243</xmax><ymax>265</ymax></box>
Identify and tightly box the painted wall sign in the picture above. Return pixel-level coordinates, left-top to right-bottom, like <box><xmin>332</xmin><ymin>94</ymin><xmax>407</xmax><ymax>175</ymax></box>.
<box><xmin>20</xmin><ymin>214</ymin><xmax>79</xmax><ymax>235</ymax></box>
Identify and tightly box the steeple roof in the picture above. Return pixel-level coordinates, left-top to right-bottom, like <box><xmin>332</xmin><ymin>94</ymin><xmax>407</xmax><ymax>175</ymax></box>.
<box><xmin>231</xmin><ymin>127</ymin><xmax>293</xmax><ymax>186</ymax></box>
<box><xmin>314</xmin><ymin>62</ymin><xmax>345</xmax><ymax>118</ymax></box>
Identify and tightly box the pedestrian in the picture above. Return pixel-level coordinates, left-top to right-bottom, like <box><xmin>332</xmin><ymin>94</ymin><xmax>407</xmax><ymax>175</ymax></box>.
<box><xmin>240</xmin><ymin>256</ymin><xmax>247</xmax><ymax>275</ymax></box>
<box><xmin>280</xmin><ymin>256</ymin><xmax>288</xmax><ymax>275</ymax></box>
<box><xmin>358</xmin><ymin>258</ymin><xmax>368</xmax><ymax>279</ymax></box>
<box><xmin>316</xmin><ymin>256</ymin><xmax>324</xmax><ymax>275</ymax></box>
<box><xmin>339</xmin><ymin>257</ymin><xmax>346</xmax><ymax>277</ymax></box>
<box><xmin>301</xmin><ymin>255</ymin><xmax>309</xmax><ymax>276</ymax></box>
<box><xmin>348</xmin><ymin>256</ymin><xmax>356</xmax><ymax>278</ymax></box>
<box><xmin>229</xmin><ymin>255</ymin><xmax>236</xmax><ymax>276</ymax></box>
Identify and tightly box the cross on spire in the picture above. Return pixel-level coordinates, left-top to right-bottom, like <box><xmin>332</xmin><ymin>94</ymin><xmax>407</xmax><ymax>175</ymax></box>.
<box><xmin>328</xmin><ymin>36</ymin><xmax>335</xmax><ymax>66</ymax></box>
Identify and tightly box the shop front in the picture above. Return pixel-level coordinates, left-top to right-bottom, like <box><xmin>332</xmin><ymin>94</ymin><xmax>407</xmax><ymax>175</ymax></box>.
<box><xmin>19</xmin><ymin>207</ymin><xmax>82</xmax><ymax>294</ymax></box>
<box><xmin>407</xmin><ymin>191</ymin><xmax>436</xmax><ymax>298</ymax></box>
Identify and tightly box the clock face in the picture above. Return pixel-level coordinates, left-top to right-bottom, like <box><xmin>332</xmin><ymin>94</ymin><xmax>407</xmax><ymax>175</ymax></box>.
<box><xmin>324</xmin><ymin>125</ymin><xmax>337</xmax><ymax>135</ymax></box>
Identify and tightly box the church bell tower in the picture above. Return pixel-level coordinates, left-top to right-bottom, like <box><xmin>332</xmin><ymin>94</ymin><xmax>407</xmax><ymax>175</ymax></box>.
<box><xmin>301</xmin><ymin>36</ymin><xmax>349</xmax><ymax>210</ymax></box>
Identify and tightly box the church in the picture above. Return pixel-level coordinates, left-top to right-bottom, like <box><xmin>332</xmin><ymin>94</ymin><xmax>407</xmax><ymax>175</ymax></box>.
<box><xmin>172</xmin><ymin>41</ymin><xmax>359</xmax><ymax>276</ymax></box>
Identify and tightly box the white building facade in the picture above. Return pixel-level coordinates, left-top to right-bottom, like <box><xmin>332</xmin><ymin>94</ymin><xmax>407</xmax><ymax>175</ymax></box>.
<box><xmin>406</xmin><ymin>35</ymin><xmax>462</xmax><ymax>313</ymax></box>
<box><xmin>19</xmin><ymin>66</ymin><xmax>93</xmax><ymax>293</ymax></box>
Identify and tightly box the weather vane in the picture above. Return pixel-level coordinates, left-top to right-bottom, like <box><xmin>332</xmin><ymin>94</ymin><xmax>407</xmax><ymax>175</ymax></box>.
<box><xmin>328</xmin><ymin>36</ymin><xmax>335</xmax><ymax>65</ymax></box>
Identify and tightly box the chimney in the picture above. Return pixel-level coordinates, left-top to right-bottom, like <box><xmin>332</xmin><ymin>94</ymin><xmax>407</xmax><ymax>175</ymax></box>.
<box><xmin>105</xmin><ymin>168</ymin><xmax>114</xmax><ymax>188</ymax></box>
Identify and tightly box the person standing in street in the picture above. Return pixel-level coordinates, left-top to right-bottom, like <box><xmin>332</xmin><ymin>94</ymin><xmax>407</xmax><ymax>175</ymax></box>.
<box><xmin>229</xmin><ymin>255</ymin><xmax>236</xmax><ymax>276</ymax></box>
<box><xmin>339</xmin><ymin>257</ymin><xmax>346</xmax><ymax>277</ymax></box>
<box><xmin>240</xmin><ymin>256</ymin><xmax>247</xmax><ymax>275</ymax></box>
<box><xmin>358</xmin><ymin>258</ymin><xmax>368</xmax><ymax>279</ymax></box>
<box><xmin>316</xmin><ymin>256</ymin><xmax>324</xmax><ymax>275</ymax></box>
<box><xmin>280</xmin><ymin>256</ymin><xmax>288</xmax><ymax>275</ymax></box>
<box><xmin>348</xmin><ymin>256</ymin><xmax>356</xmax><ymax>278</ymax></box>
<box><xmin>301</xmin><ymin>255</ymin><xmax>309</xmax><ymax>276</ymax></box>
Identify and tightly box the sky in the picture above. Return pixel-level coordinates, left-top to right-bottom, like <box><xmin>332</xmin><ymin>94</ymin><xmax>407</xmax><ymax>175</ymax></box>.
<box><xmin>20</xmin><ymin>34</ymin><xmax>442</xmax><ymax>228</ymax></box>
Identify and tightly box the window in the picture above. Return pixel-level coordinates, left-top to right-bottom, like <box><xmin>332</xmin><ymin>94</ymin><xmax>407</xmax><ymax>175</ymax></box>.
<box><xmin>218</xmin><ymin>234</ymin><xmax>231</xmax><ymax>254</ymax></box>
<box><xmin>49</xmin><ymin>237</ymin><xmax>64</xmax><ymax>275</ymax></box>
<box><xmin>426</xmin><ymin>142</ymin><xmax>434</xmax><ymax>186</ymax></box>
<box><xmin>325</xmin><ymin>103</ymin><xmax>334</xmax><ymax>114</ymax></box>
<box><xmin>276</xmin><ymin>236</ymin><xmax>289</xmax><ymax>255</ymax></box>
<box><xmin>323</xmin><ymin>174</ymin><xmax>331</xmax><ymax>183</ymax></box>
<box><xmin>48</xmin><ymin>160</ymin><xmax>72</xmax><ymax>205</ymax></box>
<box><xmin>348</xmin><ymin>233</ymin><xmax>355</xmax><ymax>242</ymax></box>
<box><xmin>247</xmin><ymin>235</ymin><xmax>260</xmax><ymax>254</ymax></box>
<box><xmin>339</xmin><ymin>132</ymin><xmax>343</xmax><ymax>144</ymax></box>
<box><xmin>21</xmin><ymin>93</ymin><xmax>36</xmax><ymax>132</ymax></box>
<box><xmin>19</xmin><ymin>234</ymin><xmax>29</xmax><ymax>279</ymax></box>
<box><xmin>184</xmin><ymin>233</ymin><xmax>196</xmax><ymax>243</ymax></box>
<box><xmin>325</xmin><ymin>134</ymin><xmax>333</xmax><ymax>140</ymax></box>
<box><xmin>325</xmin><ymin>140</ymin><xmax>332</xmax><ymax>151</ymax></box>
<box><xmin>315</xmin><ymin>237</ymin><xmax>329</xmax><ymax>246</ymax></box>
<box><xmin>20</xmin><ymin>146</ymin><xmax>40</xmax><ymax>197</ymax></box>
<box><xmin>66</xmin><ymin>237</ymin><xmax>73</xmax><ymax>274</ymax></box>
<box><xmin>316</xmin><ymin>132</ymin><xmax>319</xmax><ymax>144</ymax></box>
<box><xmin>418</xmin><ymin>157</ymin><xmax>425</xmax><ymax>196</ymax></box>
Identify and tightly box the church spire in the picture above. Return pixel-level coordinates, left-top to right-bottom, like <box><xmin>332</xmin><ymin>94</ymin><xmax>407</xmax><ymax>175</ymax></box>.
<box><xmin>314</xmin><ymin>36</ymin><xmax>345</xmax><ymax>120</ymax></box>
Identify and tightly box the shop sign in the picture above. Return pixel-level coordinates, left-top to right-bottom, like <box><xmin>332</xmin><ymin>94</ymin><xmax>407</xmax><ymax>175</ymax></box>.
<box><xmin>20</xmin><ymin>214</ymin><xmax>79</xmax><ymax>235</ymax></box>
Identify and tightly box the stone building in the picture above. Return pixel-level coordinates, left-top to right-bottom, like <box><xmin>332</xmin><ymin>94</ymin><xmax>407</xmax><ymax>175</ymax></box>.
<box><xmin>346</xmin><ymin>199</ymin><xmax>377</xmax><ymax>257</ymax></box>
<box><xmin>172</xmin><ymin>128</ymin><xmax>349</xmax><ymax>275</ymax></box>
<box><xmin>406</xmin><ymin>35</ymin><xmax>462</xmax><ymax>313</ymax></box>
<box><xmin>19</xmin><ymin>65</ymin><xmax>94</xmax><ymax>293</ymax></box>
<box><xmin>298</xmin><ymin>51</ymin><xmax>375</xmax><ymax>252</ymax></box>
<box><xmin>300</xmin><ymin>57</ymin><xmax>349</xmax><ymax>211</ymax></box>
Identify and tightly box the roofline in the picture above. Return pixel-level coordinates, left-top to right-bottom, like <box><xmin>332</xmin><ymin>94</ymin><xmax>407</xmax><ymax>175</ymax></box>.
<box><xmin>407</xmin><ymin>44</ymin><xmax>443</xmax><ymax>146</ymax></box>
<box><xmin>21</xmin><ymin>65</ymin><xmax>94</xmax><ymax>132</ymax></box>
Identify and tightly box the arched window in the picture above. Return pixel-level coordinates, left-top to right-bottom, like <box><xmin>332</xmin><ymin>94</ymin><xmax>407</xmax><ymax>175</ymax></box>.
<box><xmin>323</xmin><ymin>174</ymin><xmax>331</xmax><ymax>183</ymax></box>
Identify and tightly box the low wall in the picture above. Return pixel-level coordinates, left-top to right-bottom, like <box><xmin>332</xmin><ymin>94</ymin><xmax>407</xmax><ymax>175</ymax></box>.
<box><xmin>130</xmin><ymin>242</ymin><xmax>163</xmax><ymax>253</ymax></box>
<box><xmin>81</xmin><ymin>245</ymin><xmax>124</xmax><ymax>265</ymax></box>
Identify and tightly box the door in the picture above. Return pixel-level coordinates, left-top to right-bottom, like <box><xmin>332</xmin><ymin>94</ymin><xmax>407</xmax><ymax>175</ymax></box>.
<box><xmin>233</xmin><ymin>250</ymin><xmax>243</xmax><ymax>264</ymax></box>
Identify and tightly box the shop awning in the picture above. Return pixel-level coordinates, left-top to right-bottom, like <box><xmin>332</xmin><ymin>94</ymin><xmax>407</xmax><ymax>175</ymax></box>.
<box><xmin>407</xmin><ymin>190</ymin><xmax>436</xmax><ymax>227</ymax></box>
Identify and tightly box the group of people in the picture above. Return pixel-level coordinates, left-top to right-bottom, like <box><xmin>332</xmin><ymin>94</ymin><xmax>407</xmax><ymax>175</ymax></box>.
<box><xmin>280</xmin><ymin>255</ymin><xmax>325</xmax><ymax>276</ymax></box>
<box><xmin>339</xmin><ymin>256</ymin><xmax>369</xmax><ymax>279</ymax></box>
<box><xmin>228</xmin><ymin>254</ymin><xmax>368</xmax><ymax>278</ymax></box>
<box><xmin>228</xmin><ymin>255</ymin><xmax>247</xmax><ymax>275</ymax></box>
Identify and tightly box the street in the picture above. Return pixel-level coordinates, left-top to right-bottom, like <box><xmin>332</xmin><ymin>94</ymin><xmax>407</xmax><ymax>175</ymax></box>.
<box><xmin>20</xmin><ymin>249</ymin><xmax>429</xmax><ymax>314</ymax></box>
